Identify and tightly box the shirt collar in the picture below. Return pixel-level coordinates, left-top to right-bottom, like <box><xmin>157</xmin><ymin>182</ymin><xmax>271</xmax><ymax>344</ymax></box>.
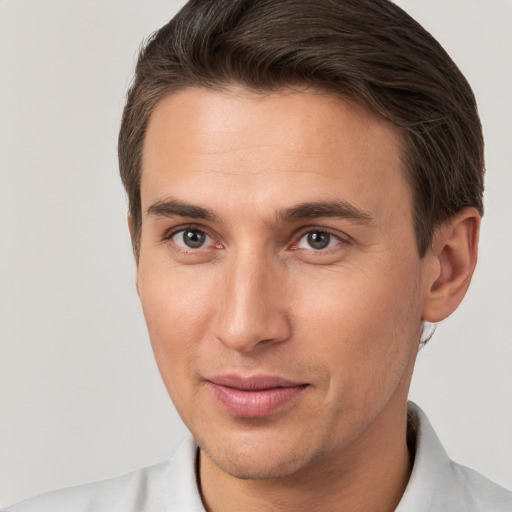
<box><xmin>163</xmin><ymin>402</ymin><xmax>457</xmax><ymax>511</ymax></box>
<box><xmin>396</xmin><ymin>401</ymin><xmax>457</xmax><ymax>511</ymax></box>
<box><xmin>164</xmin><ymin>435</ymin><xmax>205</xmax><ymax>511</ymax></box>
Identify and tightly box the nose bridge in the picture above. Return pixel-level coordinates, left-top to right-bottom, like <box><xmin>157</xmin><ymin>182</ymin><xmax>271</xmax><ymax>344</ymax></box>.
<box><xmin>213</xmin><ymin>247</ymin><xmax>290</xmax><ymax>352</ymax></box>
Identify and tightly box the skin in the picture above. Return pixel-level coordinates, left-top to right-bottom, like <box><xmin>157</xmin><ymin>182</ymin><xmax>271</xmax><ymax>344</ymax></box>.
<box><xmin>135</xmin><ymin>87</ymin><xmax>479</xmax><ymax>512</ymax></box>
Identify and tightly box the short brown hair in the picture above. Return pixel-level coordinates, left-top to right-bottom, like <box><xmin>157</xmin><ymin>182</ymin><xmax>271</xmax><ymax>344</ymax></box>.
<box><xmin>119</xmin><ymin>0</ymin><xmax>484</xmax><ymax>260</ymax></box>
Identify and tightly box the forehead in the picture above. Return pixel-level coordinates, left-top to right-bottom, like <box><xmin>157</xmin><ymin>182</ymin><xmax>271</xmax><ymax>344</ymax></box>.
<box><xmin>143</xmin><ymin>86</ymin><xmax>403</xmax><ymax>163</ymax></box>
<box><xmin>141</xmin><ymin>87</ymin><xmax>409</xmax><ymax>224</ymax></box>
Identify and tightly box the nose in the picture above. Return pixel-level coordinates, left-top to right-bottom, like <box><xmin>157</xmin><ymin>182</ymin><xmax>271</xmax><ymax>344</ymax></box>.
<box><xmin>212</xmin><ymin>253</ymin><xmax>291</xmax><ymax>353</ymax></box>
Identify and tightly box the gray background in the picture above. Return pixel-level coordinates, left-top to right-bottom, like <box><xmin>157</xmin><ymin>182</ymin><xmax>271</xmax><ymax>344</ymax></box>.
<box><xmin>0</xmin><ymin>0</ymin><xmax>511</xmax><ymax>507</ymax></box>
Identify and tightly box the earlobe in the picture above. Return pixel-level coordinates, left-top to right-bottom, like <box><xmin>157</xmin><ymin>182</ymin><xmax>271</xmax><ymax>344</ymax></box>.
<box><xmin>422</xmin><ymin>208</ymin><xmax>480</xmax><ymax>323</ymax></box>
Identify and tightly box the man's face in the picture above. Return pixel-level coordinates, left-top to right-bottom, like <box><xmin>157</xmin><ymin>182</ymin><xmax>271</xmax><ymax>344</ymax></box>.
<box><xmin>137</xmin><ymin>87</ymin><xmax>429</xmax><ymax>479</ymax></box>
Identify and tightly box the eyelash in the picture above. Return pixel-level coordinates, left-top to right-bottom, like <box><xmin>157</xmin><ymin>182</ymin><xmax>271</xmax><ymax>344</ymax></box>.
<box><xmin>291</xmin><ymin>227</ymin><xmax>350</xmax><ymax>252</ymax></box>
<box><xmin>163</xmin><ymin>224</ymin><xmax>220</xmax><ymax>251</ymax></box>
<box><xmin>163</xmin><ymin>225</ymin><xmax>350</xmax><ymax>253</ymax></box>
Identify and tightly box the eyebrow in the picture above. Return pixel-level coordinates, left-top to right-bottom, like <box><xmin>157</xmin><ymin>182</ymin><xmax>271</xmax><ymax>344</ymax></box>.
<box><xmin>278</xmin><ymin>200</ymin><xmax>373</xmax><ymax>224</ymax></box>
<box><xmin>146</xmin><ymin>198</ymin><xmax>373</xmax><ymax>225</ymax></box>
<box><xmin>146</xmin><ymin>198</ymin><xmax>218</xmax><ymax>222</ymax></box>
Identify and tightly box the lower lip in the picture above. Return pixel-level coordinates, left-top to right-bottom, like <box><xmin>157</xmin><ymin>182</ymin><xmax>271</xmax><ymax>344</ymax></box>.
<box><xmin>208</xmin><ymin>383</ymin><xmax>308</xmax><ymax>418</ymax></box>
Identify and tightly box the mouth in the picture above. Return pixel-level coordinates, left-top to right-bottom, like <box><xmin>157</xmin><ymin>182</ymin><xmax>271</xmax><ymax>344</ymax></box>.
<box><xmin>206</xmin><ymin>374</ymin><xmax>309</xmax><ymax>419</ymax></box>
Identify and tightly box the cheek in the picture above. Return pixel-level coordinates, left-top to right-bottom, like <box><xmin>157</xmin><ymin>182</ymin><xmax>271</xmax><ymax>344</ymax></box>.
<box><xmin>294</xmin><ymin>261</ymin><xmax>422</xmax><ymax>398</ymax></box>
<box><xmin>137</xmin><ymin>263</ymin><xmax>215</xmax><ymax>397</ymax></box>
<box><xmin>138</xmin><ymin>251</ymin><xmax>216</xmax><ymax>330</ymax></box>
<box><xmin>297</xmin><ymin>259</ymin><xmax>420</xmax><ymax>336</ymax></box>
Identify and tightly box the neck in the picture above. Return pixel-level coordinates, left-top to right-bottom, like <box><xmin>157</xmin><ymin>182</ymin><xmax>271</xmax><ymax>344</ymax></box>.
<box><xmin>199</xmin><ymin>401</ymin><xmax>412</xmax><ymax>512</ymax></box>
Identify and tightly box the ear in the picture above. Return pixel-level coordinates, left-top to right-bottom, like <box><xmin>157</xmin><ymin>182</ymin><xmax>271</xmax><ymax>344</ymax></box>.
<box><xmin>127</xmin><ymin>214</ymin><xmax>136</xmax><ymax>240</ymax></box>
<box><xmin>422</xmin><ymin>207</ymin><xmax>480</xmax><ymax>323</ymax></box>
<box><xmin>127</xmin><ymin>215</ymin><xmax>141</xmax><ymax>296</ymax></box>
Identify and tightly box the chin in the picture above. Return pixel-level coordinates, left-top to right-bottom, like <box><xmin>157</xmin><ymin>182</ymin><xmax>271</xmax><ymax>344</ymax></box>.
<box><xmin>202</xmin><ymin>444</ymin><xmax>313</xmax><ymax>480</ymax></box>
<box><xmin>197</xmin><ymin>426</ymin><xmax>324</xmax><ymax>481</ymax></box>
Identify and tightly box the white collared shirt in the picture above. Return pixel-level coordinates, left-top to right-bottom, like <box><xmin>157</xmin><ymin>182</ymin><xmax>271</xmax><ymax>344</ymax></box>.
<box><xmin>5</xmin><ymin>403</ymin><xmax>512</xmax><ymax>511</ymax></box>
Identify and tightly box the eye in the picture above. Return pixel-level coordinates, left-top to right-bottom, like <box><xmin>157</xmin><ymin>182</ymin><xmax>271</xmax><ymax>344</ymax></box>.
<box><xmin>171</xmin><ymin>228</ymin><xmax>212</xmax><ymax>249</ymax></box>
<box><xmin>296</xmin><ymin>230</ymin><xmax>342</xmax><ymax>250</ymax></box>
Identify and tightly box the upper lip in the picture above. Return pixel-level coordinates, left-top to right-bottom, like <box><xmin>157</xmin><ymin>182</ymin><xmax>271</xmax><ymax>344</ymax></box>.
<box><xmin>207</xmin><ymin>374</ymin><xmax>306</xmax><ymax>390</ymax></box>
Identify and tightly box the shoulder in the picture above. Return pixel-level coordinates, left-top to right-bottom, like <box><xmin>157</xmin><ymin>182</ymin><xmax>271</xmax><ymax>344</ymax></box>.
<box><xmin>397</xmin><ymin>403</ymin><xmax>512</xmax><ymax>512</ymax></box>
<box><xmin>448</xmin><ymin>461</ymin><xmax>512</xmax><ymax>512</ymax></box>
<box><xmin>3</xmin><ymin>459</ymin><xmax>171</xmax><ymax>512</ymax></box>
<box><xmin>3</xmin><ymin>437</ymin><xmax>204</xmax><ymax>512</ymax></box>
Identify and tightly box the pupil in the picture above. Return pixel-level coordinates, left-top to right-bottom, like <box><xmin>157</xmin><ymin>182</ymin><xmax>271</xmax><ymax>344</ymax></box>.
<box><xmin>308</xmin><ymin>232</ymin><xmax>330</xmax><ymax>249</ymax></box>
<box><xmin>184</xmin><ymin>230</ymin><xmax>205</xmax><ymax>248</ymax></box>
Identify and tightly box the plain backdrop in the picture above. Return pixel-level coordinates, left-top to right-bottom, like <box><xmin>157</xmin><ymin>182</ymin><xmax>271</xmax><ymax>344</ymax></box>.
<box><xmin>0</xmin><ymin>0</ymin><xmax>511</xmax><ymax>507</ymax></box>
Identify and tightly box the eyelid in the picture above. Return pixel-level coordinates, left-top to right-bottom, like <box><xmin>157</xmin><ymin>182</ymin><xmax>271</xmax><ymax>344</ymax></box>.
<box><xmin>161</xmin><ymin>223</ymin><xmax>349</xmax><ymax>253</ymax></box>
<box><xmin>163</xmin><ymin>223</ymin><xmax>221</xmax><ymax>249</ymax></box>
<box><xmin>163</xmin><ymin>222</ymin><xmax>207</xmax><ymax>239</ymax></box>
<box><xmin>289</xmin><ymin>226</ymin><xmax>350</xmax><ymax>250</ymax></box>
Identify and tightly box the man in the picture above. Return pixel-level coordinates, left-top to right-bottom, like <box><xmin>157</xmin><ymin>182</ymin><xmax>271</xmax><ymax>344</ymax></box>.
<box><xmin>5</xmin><ymin>0</ymin><xmax>512</xmax><ymax>510</ymax></box>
